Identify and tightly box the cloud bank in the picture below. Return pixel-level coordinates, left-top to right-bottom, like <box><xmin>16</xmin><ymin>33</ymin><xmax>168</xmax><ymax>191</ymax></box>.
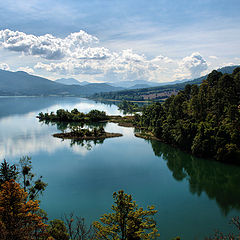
<box><xmin>0</xmin><ymin>29</ymin><xmax>210</xmax><ymax>82</ymax></box>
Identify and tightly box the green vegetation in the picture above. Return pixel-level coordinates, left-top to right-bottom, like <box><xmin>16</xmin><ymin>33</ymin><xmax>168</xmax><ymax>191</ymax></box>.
<box><xmin>0</xmin><ymin>157</ymin><xmax>47</xmax><ymax>200</ymax></box>
<box><xmin>38</xmin><ymin>108</ymin><xmax>109</xmax><ymax>123</ymax></box>
<box><xmin>0</xmin><ymin>158</ymin><xmax>48</xmax><ymax>239</ymax></box>
<box><xmin>38</xmin><ymin>107</ymin><xmax>137</xmax><ymax>128</ymax></box>
<box><xmin>135</xmin><ymin>68</ymin><xmax>240</xmax><ymax>163</ymax></box>
<box><xmin>93</xmin><ymin>190</ymin><xmax>160</xmax><ymax>240</ymax></box>
<box><xmin>91</xmin><ymin>84</ymin><xmax>180</xmax><ymax>101</ymax></box>
<box><xmin>118</xmin><ymin>100</ymin><xmax>143</xmax><ymax>114</ymax></box>
<box><xmin>53</xmin><ymin>125</ymin><xmax>122</xmax><ymax>140</ymax></box>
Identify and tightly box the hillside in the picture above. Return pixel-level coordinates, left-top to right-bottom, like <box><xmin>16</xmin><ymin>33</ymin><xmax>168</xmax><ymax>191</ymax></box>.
<box><xmin>135</xmin><ymin>67</ymin><xmax>240</xmax><ymax>162</ymax></box>
<box><xmin>91</xmin><ymin>65</ymin><xmax>239</xmax><ymax>101</ymax></box>
<box><xmin>0</xmin><ymin>70</ymin><xmax>122</xmax><ymax>96</ymax></box>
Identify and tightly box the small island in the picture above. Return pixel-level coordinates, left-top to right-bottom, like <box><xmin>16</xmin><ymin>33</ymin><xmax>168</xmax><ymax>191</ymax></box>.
<box><xmin>37</xmin><ymin>109</ymin><xmax>137</xmax><ymax>128</ymax></box>
<box><xmin>52</xmin><ymin>126</ymin><xmax>122</xmax><ymax>140</ymax></box>
<box><xmin>38</xmin><ymin>109</ymin><xmax>110</xmax><ymax>123</ymax></box>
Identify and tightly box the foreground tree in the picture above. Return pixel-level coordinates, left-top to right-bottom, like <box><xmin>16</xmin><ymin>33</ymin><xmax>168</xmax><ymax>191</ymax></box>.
<box><xmin>48</xmin><ymin>219</ymin><xmax>69</xmax><ymax>240</ymax></box>
<box><xmin>0</xmin><ymin>159</ymin><xmax>18</xmax><ymax>186</ymax></box>
<box><xmin>19</xmin><ymin>156</ymin><xmax>47</xmax><ymax>200</ymax></box>
<box><xmin>93</xmin><ymin>190</ymin><xmax>160</xmax><ymax>240</ymax></box>
<box><xmin>0</xmin><ymin>157</ymin><xmax>47</xmax><ymax>200</ymax></box>
<box><xmin>0</xmin><ymin>179</ymin><xmax>48</xmax><ymax>240</ymax></box>
<box><xmin>63</xmin><ymin>213</ymin><xmax>95</xmax><ymax>240</ymax></box>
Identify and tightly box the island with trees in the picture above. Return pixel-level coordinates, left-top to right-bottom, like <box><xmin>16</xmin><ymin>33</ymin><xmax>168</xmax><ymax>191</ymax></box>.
<box><xmin>38</xmin><ymin>109</ymin><xmax>110</xmax><ymax>123</ymax></box>
<box><xmin>52</xmin><ymin>125</ymin><xmax>122</xmax><ymax>140</ymax></box>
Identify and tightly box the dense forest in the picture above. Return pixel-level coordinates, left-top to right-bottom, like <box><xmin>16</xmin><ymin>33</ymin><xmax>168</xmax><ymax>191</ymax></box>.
<box><xmin>135</xmin><ymin>68</ymin><xmax>240</xmax><ymax>163</ymax></box>
<box><xmin>118</xmin><ymin>100</ymin><xmax>143</xmax><ymax>114</ymax></box>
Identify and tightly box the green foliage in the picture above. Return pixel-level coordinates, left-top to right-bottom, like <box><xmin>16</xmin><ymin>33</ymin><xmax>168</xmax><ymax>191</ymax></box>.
<box><xmin>19</xmin><ymin>156</ymin><xmax>47</xmax><ymax>200</ymax></box>
<box><xmin>48</xmin><ymin>219</ymin><xmax>69</xmax><ymax>240</ymax></box>
<box><xmin>0</xmin><ymin>159</ymin><xmax>18</xmax><ymax>186</ymax></box>
<box><xmin>69</xmin><ymin>126</ymin><xmax>106</xmax><ymax>138</ymax></box>
<box><xmin>93</xmin><ymin>190</ymin><xmax>160</xmax><ymax>240</ymax></box>
<box><xmin>87</xmin><ymin>109</ymin><xmax>109</xmax><ymax>121</ymax></box>
<box><xmin>118</xmin><ymin>100</ymin><xmax>143</xmax><ymax>114</ymax></box>
<box><xmin>136</xmin><ymin>68</ymin><xmax>240</xmax><ymax>162</ymax></box>
<box><xmin>38</xmin><ymin>109</ymin><xmax>109</xmax><ymax>123</ymax></box>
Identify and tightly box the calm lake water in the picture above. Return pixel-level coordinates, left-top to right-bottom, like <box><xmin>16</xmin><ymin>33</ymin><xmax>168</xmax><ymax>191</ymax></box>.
<box><xmin>0</xmin><ymin>96</ymin><xmax>240</xmax><ymax>239</ymax></box>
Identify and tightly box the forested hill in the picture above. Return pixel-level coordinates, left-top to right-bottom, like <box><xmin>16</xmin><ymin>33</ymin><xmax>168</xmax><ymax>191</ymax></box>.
<box><xmin>91</xmin><ymin>65</ymin><xmax>239</xmax><ymax>101</ymax></box>
<box><xmin>135</xmin><ymin>67</ymin><xmax>240</xmax><ymax>163</ymax></box>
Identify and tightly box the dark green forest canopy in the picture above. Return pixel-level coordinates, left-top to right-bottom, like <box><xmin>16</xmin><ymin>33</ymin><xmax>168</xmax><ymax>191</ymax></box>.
<box><xmin>135</xmin><ymin>68</ymin><xmax>240</xmax><ymax>163</ymax></box>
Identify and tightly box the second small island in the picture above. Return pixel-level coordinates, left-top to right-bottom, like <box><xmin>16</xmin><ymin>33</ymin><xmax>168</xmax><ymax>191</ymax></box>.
<box><xmin>53</xmin><ymin>126</ymin><xmax>122</xmax><ymax>140</ymax></box>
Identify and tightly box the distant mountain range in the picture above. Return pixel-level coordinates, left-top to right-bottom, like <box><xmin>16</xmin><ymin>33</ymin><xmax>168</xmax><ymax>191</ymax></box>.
<box><xmin>54</xmin><ymin>78</ymin><xmax>181</xmax><ymax>89</ymax></box>
<box><xmin>55</xmin><ymin>65</ymin><xmax>238</xmax><ymax>90</ymax></box>
<box><xmin>0</xmin><ymin>70</ymin><xmax>123</xmax><ymax>96</ymax></box>
<box><xmin>0</xmin><ymin>65</ymin><xmax>238</xmax><ymax>97</ymax></box>
<box><xmin>55</xmin><ymin>78</ymin><xmax>160</xmax><ymax>89</ymax></box>
<box><xmin>91</xmin><ymin>65</ymin><xmax>240</xmax><ymax>101</ymax></box>
<box><xmin>55</xmin><ymin>78</ymin><xmax>90</xmax><ymax>86</ymax></box>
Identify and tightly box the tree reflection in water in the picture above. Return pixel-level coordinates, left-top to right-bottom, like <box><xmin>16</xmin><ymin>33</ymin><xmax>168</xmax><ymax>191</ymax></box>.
<box><xmin>69</xmin><ymin>138</ymin><xmax>105</xmax><ymax>150</ymax></box>
<box><xmin>42</xmin><ymin>120</ymin><xmax>107</xmax><ymax>151</ymax></box>
<box><xmin>149</xmin><ymin>139</ymin><xmax>240</xmax><ymax>216</ymax></box>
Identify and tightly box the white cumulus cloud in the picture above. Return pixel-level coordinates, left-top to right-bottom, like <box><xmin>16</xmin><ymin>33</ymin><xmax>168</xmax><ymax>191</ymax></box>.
<box><xmin>175</xmin><ymin>52</ymin><xmax>208</xmax><ymax>80</ymax></box>
<box><xmin>0</xmin><ymin>29</ymin><xmax>99</xmax><ymax>60</ymax></box>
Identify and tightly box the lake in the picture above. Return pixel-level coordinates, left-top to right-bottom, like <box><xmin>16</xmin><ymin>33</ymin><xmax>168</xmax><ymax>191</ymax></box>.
<box><xmin>0</xmin><ymin>96</ymin><xmax>240</xmax><ymax>240</ymax></box>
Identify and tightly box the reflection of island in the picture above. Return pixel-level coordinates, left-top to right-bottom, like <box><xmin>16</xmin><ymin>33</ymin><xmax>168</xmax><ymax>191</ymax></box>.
<box><xmin>69</xmin><ymin>138</ymin><xmax>105</xmax><ymax>151</ymax></box>
<box><xmin>53</xmin><ymin>127</ymin><xmax>122</xmax><ymax>140</ymax></box>
<box><xmin>149</xmin><ymin>139</ymin><xmax>240</xmax><ymax>215</ymax></box>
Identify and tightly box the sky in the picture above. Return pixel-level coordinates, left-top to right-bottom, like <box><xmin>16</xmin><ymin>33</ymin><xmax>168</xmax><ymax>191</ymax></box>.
<box><xmin>0</xmin><ymin>0</ymin><xmax>240</xmax><ymax>83</ymax></box>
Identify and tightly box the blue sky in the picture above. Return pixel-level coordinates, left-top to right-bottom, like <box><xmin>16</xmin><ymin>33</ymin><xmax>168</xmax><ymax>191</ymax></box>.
<box><xmin>0</xmin><ymin>0</ymin><xmax>239</xmax><ymax>82</ymax></box>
